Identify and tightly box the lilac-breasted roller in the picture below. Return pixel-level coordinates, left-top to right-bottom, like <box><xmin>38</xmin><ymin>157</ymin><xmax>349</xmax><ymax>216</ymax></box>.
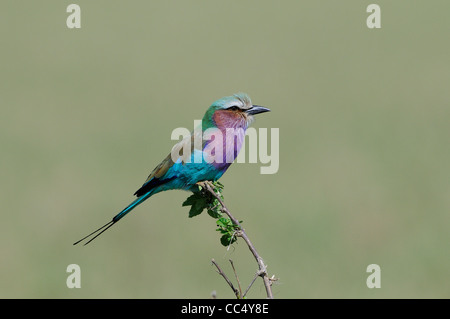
<box><xmin>74</xmin><ymin>93</ymin><xmax>270</xmax><ymax>245</ymax></box>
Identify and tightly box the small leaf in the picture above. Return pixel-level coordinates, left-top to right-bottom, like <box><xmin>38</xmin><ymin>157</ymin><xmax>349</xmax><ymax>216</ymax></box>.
<box><xmin>215</xmin><ymin>181</ymin><xmax>224</xmax><ymax>188</ymax></box>
<box><xmin>220</xmin><ymin>233</ymin><xmax>237</xmax><ymax>246</ymax></box>
<box><xmin>182</xmin><ymin>198</ymin><xmax>193</xmax><ymax>207</ymax></box>
<box><xmin>183</xmin><ymin>192</ymin><xmax>209</xmax><ymax>218</ymax></box>
<box><xmin>182</xmin><ymin>193</ymin><xmax>201</xmax><ymax>206</ymax></box>
<box><xmin>220</xmin><ymin>234</ymin><xmax>230</xmax><ymax>246</ymax></box>
<box><xmin>216</xmin><ymin>217</ymin><xmax>229</xmax><ymax>228</ymax></box>
<box><xmin>188</xmin><ymin>200</ymin><xmax>206</xmax><ymax>218</ymax></box>
<box><xmin>207</xmin><ymin>207</ymin><xmax>222</xmax><ymax>219</ymax></box>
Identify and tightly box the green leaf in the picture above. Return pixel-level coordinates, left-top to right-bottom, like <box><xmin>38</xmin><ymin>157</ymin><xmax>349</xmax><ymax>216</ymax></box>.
<box><xmin>188</xmin><ymin>199</ymin><xmax>207</xmax><ymax>218</ymax></box>
<box><xmin>207</xmin><ymin>207</ymin><xmax>222</xmax><ymax>219</ymax></box>
<box><xmin>183</xmin><ymin>192</ymin><xmax>209</xmax><ymax>218</ymax></box>
<box><xmin>220</xmin><ymin>233</ymin><xmax>237</xmax><ymax>246</ymax></box>
<box><xmin>182</xmin><ymin>194</ymin><xmax>200</xmax><ymax>206</ymax></box>
<box><xmin>220</xmin><ymin>234</ymin><xmax>230</xmax><ymax>246</ymax></box>
<box><xmin>215</xmin><ymin>181</ymin><xmax>224</xmax><ymax>188</ymax></box>
<box><xmin>216</xmin><ymin>217</ymin><xmax>229</xmax><ymax>228</ymax></box>
<box><xmin>182</xmin><ymin>181</ymin><xmax>243</xmax><ymax>246</ymax></box>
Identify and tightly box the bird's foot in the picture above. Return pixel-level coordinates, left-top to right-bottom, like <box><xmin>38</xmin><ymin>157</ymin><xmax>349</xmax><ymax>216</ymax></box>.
<box><xmin>196</xmin><ymin>180</ymin><xmax>214</xmax><ymax>191</ymax></box>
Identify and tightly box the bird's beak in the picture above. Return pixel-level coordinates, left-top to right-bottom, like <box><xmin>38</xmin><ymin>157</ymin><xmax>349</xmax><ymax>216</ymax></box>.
<box><xmin>246</xmin><ymin>105</ymin><xmax>271</xmax><ymax>115</ymax></box>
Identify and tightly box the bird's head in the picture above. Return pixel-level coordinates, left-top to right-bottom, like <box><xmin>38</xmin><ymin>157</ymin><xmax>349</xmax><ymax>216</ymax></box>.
<box><xmin>203</xmin><ymin>93</ymin><xmax>270</xmax><ymax>130</ymax></box>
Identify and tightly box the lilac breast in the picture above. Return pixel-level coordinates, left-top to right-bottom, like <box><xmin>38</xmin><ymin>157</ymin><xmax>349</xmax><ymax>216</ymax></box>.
<box><xmin>205</xmin><ymin>111</ymin><xmax>248</xmax><ymax>170</ymax></box>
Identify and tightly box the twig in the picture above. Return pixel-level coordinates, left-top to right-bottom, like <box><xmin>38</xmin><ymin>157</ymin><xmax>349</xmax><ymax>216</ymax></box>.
<box><xmin>243</xmin><ymin>270</ymin><xmax>261</xmax><ymax>298</ymax></box>
<box><xmin>229</xmin><ymin>259</ymin><xmax>243</xmax><ymax>298</ymax></box>
<box><xmin>204</xmin><ymin>182</ymin><xmax>274</xmax><ymax>299</ymax></box>
<box><xmin>211</xmin><ymin>259</ymin><xmax>240</xmax><ymax>299</ymax></box>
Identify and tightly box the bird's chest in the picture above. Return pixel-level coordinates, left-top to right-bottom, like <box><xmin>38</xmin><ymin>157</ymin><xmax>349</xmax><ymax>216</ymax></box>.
<box><xmin>203</xmin><ymin>127</ymin><xmax>245</xmax><ymax>168</ymax></box>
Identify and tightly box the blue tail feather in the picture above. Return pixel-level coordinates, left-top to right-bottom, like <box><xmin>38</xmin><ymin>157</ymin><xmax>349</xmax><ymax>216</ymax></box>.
<box><xmin>113</xmin><ymin>191</ymin><xmax>153</xmax><ymax>222</ymax></box>
<box><xmin>73</xmin><ymin>191</ymin><xmax>153</xmax><ymax>245</ymax></box>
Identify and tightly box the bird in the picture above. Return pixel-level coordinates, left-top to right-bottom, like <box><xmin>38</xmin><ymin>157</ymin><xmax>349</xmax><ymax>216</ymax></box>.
<box><xmin>74</xmin><ymin>93</ymin><xmax>270</xmax><ymax>245</ymax></box>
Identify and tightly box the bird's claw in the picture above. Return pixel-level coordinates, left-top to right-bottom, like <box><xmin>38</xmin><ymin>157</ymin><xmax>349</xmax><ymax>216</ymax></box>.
<box><xmin>196</xmin><ymin>180</ymin><xmax>214</xmax><ymax>190</ymax></box>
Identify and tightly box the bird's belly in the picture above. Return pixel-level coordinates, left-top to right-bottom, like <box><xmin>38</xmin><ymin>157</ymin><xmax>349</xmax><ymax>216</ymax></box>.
<box><xmin>178</xmin><ymin>162</ymin><xmax>225</xmax><ymax>185</ymax></box>
<box><xmin>159</xmin><ymin>148</ymin><xmax>230</xmax><ymax>193</ymax></box>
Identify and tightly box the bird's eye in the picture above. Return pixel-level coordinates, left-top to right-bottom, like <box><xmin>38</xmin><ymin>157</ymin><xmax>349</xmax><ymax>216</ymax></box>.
<box><xmin>228</xmin><ymin>106</ymin><xmax>240</xmax><ymax>111</ymax></box>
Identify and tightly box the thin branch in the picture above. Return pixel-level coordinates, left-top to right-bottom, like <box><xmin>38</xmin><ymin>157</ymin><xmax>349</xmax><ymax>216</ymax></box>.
<box><xmin>211</xmin><ymin>259</ymin><xmax>240</xmax><ymax>299</ymax></box>
<box><xmin>229</xmin><ymin>259</ymin><xmax>242</xmax><ymax>298</ymax></box>
<box><xmin>243</xmin><ymin>271</ymin><xmax>261</xmax><ymax>298</ymax></box>
<box><xmin>204</xmin><ymin>182</ymin><xmax>274</xmax><ymax>299</ymax></box>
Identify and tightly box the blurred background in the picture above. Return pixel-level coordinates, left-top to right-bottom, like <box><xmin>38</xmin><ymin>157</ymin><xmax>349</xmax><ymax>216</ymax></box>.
<box><xmin>1</xmin><ymin>0</ymin><xmax>449</xmax><ymax>298</ymax></box>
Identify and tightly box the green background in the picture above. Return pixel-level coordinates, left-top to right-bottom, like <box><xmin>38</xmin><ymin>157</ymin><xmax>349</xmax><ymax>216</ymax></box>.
<box><xmin>1</xmin><ymin>1</ymin><xmax>449</xmax><ymax>298</ymax></box>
